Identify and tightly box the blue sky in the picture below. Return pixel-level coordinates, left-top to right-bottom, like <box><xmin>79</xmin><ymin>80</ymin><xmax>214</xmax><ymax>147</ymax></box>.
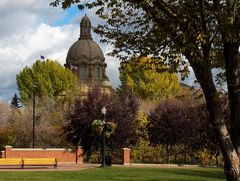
<box><xmin>52</xmin><ymin>6</ymin><xmax>83</xmax><ymax>26</ymax></box>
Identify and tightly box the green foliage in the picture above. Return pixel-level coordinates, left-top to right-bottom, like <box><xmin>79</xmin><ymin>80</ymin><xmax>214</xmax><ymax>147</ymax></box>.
<box><xmin>104</xmin><ymin>122</ymin><xmax>117</xmax><ymax>137</ymax></box>
<box><xmin>131</xmin><ymin>140</ymin><xmax>165</xmax><ymax>164</ymax></box>
<box><xmin>135</xmin><ymin>111</ymin><xmax>149</xmax><ymax>140</ymax></box>
<box><xmin>120</xmin><ymin>57</ymin><xmax>180</xmax><ymax>101</ymax></box>
<box><xmin>92</xmin><ymin>119</ymin><xmax>104</xmax><ymax>134</ymax></box>
<box><xmin>16</xmin><ymin>59</ymin><xmax>77</xmax><ymax>103</ymax></box>
<box><xmin>0</xmin><ymin>129</ymin><xmax>13</xmax><ymax>150</ymax></box>
<box><xmin>92</xmin><ymin>120</ymin><xmax>117</xmax><ymax>137</ymax></box>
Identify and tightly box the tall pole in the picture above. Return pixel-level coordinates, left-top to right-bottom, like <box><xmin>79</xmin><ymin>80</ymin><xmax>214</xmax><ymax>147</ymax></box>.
<box><xmin>32</xmin><ymin>91</ymin><xmax>35</xmax><ymax>148</ymax></box>
<box><xmin>101</xmin><ymin>107</ymin><xmax>106</xmax><ymax>168</ymax></box>
<box><xmin>102</xmin><ymin>113</ymin><xmax>106</xmax><ymax>167</ymax></box>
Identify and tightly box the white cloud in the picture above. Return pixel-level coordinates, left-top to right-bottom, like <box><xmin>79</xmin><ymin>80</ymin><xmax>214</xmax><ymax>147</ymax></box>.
<box><xmin>0</xmin><ymin>0</ymin><xmax>62</xmax><ymax>38</ymax></box>
<box><xmin>1</xmin><ymin>2</ymin><xmax>201</xmax><ymax>102</ymax></box>
<box><xmin>0</xmin><ymin>3</ymin><xmax>121</xmax><ymax>102</ymax></box>
<box><xmin>105</xmin><ymin>56</ymin><xmax>121</xmax><ymax>88</ymax></box>
<box><xmin>0</xmin><ymin>0</ymin><xmax>68</xmax><ymax>101</ymax></box>
<box><xmin>0</xmin><ymin>23</ymin><xmax>78</xmax><ymax>101</ymax></box>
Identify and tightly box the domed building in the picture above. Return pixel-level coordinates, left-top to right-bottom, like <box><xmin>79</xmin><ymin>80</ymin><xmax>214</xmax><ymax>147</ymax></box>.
<box><xmin>65</xmin><ymin>14</ymin><xmax>111</xmax><ymax>93</ymax></box>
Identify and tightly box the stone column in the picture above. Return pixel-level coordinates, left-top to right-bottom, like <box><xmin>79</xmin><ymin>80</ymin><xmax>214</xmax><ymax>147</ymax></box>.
<box><xmin>1</xmin><ymin>151</ymin><xmax>5</xmax><ymax>158</ymax></box>
<box><xmin>5</xmin><ymin>146</ymin><xmax>12</xmax><ymax>158</ymax></box>
<box><xmin>122</xmin><ymin>148</ymin><xmax>131</xmax><ymax>165</ymax></box>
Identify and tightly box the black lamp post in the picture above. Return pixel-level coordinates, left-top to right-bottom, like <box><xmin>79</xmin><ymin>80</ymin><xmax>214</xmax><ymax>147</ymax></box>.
<box><xmin>32</xmin><ymin>85</ymin><xmax>37</xmax><ymax>148</ymax></box>
<box><xmin>32</xmin><ymin>90</ymin><xmax>36</xmax><ymax>148</ymax></box>
<box><xmin>101</xmin><ymin>106</ymin><xmax>106</xmax><ymax>167</ymax></box>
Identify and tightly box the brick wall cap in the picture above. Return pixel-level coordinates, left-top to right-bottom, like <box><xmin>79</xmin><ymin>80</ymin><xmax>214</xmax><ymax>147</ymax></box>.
<box><xmin>5</xmin><ymin>146</ymin><xmax>13</xmax><ymax>148</ymax></box>
<box><xmin>12</xmin><ymin>148</ymin><xmax>73</xmax><ymax>151</ymax></box>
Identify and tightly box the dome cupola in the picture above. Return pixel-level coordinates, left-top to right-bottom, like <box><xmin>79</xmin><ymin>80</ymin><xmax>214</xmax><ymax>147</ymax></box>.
<box><xmin>80</xmin><ymin>14</ymin><xmax>92</xmax><ymax>40</ymax></box>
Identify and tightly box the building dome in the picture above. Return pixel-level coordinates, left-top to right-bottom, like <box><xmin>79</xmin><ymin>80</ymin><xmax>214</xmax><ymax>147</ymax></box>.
<box><xmin>66</xmin><ymin>14</ymin><xmax>104</xmax><ymax>65</ymax></box>
<box><xmin>65</xmin><ymin>14</ymin><xmax>109</xmax><ymax>86</ymax></box>
<box><xmin>66</xmin><ymin>39</ymin><xmax>104</xmax><ymax>64</ymax></box>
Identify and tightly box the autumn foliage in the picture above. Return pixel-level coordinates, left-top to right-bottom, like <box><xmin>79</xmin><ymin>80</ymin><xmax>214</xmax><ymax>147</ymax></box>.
<box><xmin>65</xmin><ymin>87</ymin><xmax>139</xmax><ymax>156</ymax></box>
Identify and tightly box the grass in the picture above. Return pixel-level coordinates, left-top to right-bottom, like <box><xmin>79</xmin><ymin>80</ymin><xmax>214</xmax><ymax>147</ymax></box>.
<box><xmin>0</xmin><ymin>167</ymin><xmax>225</xmax><ymax>181</ymax></box>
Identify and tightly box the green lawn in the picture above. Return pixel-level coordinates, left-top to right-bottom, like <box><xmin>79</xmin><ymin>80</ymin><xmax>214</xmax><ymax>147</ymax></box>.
<box><xmin>0</xmin><ymin>167</ymin><xmax>225</xmax><ymax>181</ymax></box>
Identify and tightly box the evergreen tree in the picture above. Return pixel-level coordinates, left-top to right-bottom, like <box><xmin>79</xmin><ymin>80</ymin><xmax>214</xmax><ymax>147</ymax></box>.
<box><xmin>11</xmin><ymin>93</ymin><xmax>21</xmax><ymax>108</ymax></box>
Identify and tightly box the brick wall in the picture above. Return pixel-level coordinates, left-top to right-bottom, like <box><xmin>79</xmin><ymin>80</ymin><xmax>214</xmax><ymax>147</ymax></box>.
<box><xmin>4</xmin><ymin>146</ymin><xmax>83</xmax><ymax>163</ymax></box>
<box><xmin>2</xmin><ymin>146</ymin><xmax>131</xmax><ymax>165</ymax></box>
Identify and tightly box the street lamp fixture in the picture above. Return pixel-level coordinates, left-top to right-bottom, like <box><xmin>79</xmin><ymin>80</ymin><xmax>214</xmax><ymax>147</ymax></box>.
<box><xmin>101</xmin><ymin>106</ymin><xmax>106</xmax><ymax>167</ymax></box>
<box><xmin>101</xmin><ymin>106</ymin><xmax>107</xmax><ymax>115</ymax></box>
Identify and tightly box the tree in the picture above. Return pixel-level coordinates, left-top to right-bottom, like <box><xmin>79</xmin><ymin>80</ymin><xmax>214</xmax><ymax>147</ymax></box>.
<box><xmin>0</xmin><ymin>102</ymin><xmax>10</xmax><ymax>124</ymax></box>
<box><xmin>11</xmin><ymin>93</ymin><xmax>21</xmax><ymax>108</ymax></box>
<box><xmin>8</xmin><ymin>95</ymin><xmax>68</xmax><ymax>148</ymax></box>
<box><xmin>50</xmin><ymin>1</ymin><xmax>240</xmax><ymax>179</ymax></box>
<box><xmin>0</xmin><ymin>102</ymin><xmax>12</xmax><ymax>149</ymax></box>
<box><xmin>179</xmin><ymin>103</ymin><xmax>212</xmax><ymax>164</ymax></box>
<box><xmin>119</xmin><ymin>57</ymin><xmax>180</xmax><ymax>101</ymax></box>
<box><xmin>148</xmin><ymin>99</ymin><xmax>220</xmax><ymax>164</ymax></box>
<box><xmin>148</xmin><ymin>100</ymin><xmax>187</xmax><ymax>163</ymax></box>
<box><xmin>65</xmin><ymin>87</ymin><xmax>139</xmax><ymax>157</ymax></box>
<box><xmin>66</xmin><ymin>87</ymin><xmax>110</xmax><ymax>157</ymax></box>
<box><xmin>16</xmin><ymin>59</ymin><xmax>77</xmax><ymax>103</ymax></box>
<box><xmin>108</xmin><ymin>88</ymin><xmax>139</xmax><ymax>148</ymax></box>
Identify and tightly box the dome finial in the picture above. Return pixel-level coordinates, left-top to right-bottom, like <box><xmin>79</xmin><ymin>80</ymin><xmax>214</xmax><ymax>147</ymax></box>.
<box><xmin>79</xmin><ymin>14</ymin><xmax>92</xmax><ymax>40</ymax></box>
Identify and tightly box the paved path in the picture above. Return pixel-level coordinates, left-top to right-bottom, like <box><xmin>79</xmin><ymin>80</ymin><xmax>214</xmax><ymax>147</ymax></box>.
<box><xmin>0</xmin><ymin>163</ymin><xmax>101</xmax><ymax>172</ymax></box>
<box><xmin>0</xmin><ymin>163</ymin><xmax>214</xmax><ymax>171</ymax></box>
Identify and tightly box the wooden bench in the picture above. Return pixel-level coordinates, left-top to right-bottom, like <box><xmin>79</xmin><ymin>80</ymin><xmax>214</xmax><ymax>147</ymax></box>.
<box><xmin>22</xmin><ymin>158</ymin><xmax>57</xmax><ymax>168</ymax></box>
<box><xmin>0</xmin><ymin>158</ymin><xmax>23</xmax><ymax>168</ymax></box>
<box><xmin>0</xmin><ymin>158</ymin><xmax>57</xmax><ymax>168</ymax></box>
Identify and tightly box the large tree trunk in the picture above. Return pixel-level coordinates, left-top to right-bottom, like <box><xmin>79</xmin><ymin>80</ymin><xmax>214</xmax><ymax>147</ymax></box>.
<box><xmin>213</xmin><ymin>0</ymin><xmax>240</xmax><ymax>158</ymax></box>
<box><xmin>191</xmin><ymin>60</ymin><xmax>240</xmax><ymax>181</ymax></box>
<box><xmin>223</xmin><ymin>41</ymin><xmax>240</xmax><ymax>157</ymax></box>
<box><xmin>211</xmin><ymin>1</ymin><xmax>240</xmax><ymax>179</ymax></box>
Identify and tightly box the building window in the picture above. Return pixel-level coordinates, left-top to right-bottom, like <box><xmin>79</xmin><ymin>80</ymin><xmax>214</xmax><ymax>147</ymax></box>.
<box><xmin>80</xmin><ymin>65</ymin><xmax>88</xmax><ymax>78</ymax></box>
<box><xmin>96</xmin><ymin>66</ymin><xmax>101</xmax><ymax>80</ymax></box>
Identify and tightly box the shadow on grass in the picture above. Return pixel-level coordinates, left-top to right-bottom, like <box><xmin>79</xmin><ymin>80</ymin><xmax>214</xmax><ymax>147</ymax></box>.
<box><xmin>158</xmin><ymin>167</ymin><xmax>225</xmax><ymax>180</ymax></box>
<box><xmin>101</xmin><ymin>167</ymin><xmax>225</xmax><ymax>181</ymax></box>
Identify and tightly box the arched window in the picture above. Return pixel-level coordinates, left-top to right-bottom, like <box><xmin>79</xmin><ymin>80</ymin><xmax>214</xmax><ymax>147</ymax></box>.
<box><xmin>96</xmin><ymin>66</ymin><xmax>101</xmax><ymax>80</ymax></box>
<box><xmin>80</xmin><ymin>65</ymin><xmax>88</xmax><ymax>78</ymax></box>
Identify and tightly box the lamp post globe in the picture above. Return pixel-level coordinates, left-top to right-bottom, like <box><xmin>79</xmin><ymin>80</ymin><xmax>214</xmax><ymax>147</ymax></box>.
<box><xmin>101</xmin><ymin>106</ymin><xmax>107</xmax><ymax>115</ymax></box>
